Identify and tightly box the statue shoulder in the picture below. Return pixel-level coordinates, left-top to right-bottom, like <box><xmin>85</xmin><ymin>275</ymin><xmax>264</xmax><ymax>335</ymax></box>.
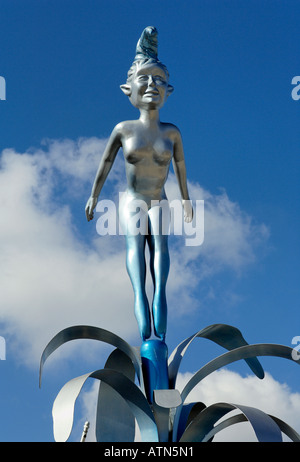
<box><xmin>161</xmin><ymin>122</ymin><xmax>182</xmax><ymax>141</ymax></box>
<box><xmin>113</xmin><ymin>120</ymin><xmax>136</xmax><ymax>137</ymax></box>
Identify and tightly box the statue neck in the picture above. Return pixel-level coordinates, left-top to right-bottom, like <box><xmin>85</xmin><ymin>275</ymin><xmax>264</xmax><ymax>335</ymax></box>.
<box><xmin>139</xmin><ymin>108</ymin><xmax>160</xmax><ymax>126</ymax></box>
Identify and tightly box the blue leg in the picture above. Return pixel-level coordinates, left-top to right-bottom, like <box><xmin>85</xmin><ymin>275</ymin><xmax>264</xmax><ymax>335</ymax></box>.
<box><xmin>148</xmin><ymin>208</ymin><xmax>170</xmax><ymax>341</ymax></box>
<box><xmin>149</xmin><ymin>233</ymin><xmax>169</xmax><ymax>341</ymax></box>
<box><xmin>140</xmin><ymin>339</ymin><xmax>169</xmax><ymax>403</ymax></box>
<box><xmin>125</xmin><ymin>234</ymin><xmax>151</xmax><ymax>341</ymax></box>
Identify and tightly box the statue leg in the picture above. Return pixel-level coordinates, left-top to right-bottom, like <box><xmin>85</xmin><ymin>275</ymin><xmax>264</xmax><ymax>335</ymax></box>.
<box><xmin>119</xmin><ymin>192</ymin><xmax>152</xmax><ymax>341</ymax></box>
<box><xmin>148</xmin><ymin>204</ymin><xmax>170</xmax><ymax>341</ymax></box>
<box><xmin>125</xmin><ymin>233</ymin><xmax>151</xmax><ymax>341</ymax></box>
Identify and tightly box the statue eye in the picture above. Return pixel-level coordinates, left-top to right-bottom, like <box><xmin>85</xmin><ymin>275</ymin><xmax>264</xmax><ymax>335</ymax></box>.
<box><xmin>137</xmin><ymin>75</ymin><xmax>148</xmax><ymax>82</ymax></box>
<box><xmin>154</xmin><ymin>75</ymin><xmax>166</xmax><ymax>84</ymax></box>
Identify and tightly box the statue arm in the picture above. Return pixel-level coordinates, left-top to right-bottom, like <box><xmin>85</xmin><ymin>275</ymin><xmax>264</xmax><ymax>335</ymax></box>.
<box><xmin>172</xmin><ymin>128</ymin><xmax>193</xmax><ymax>222</ymax></box>
<box><xmin>85</xmin><ymin>125</ymin><xmax>122</xmax><ymax>221</ymax></box>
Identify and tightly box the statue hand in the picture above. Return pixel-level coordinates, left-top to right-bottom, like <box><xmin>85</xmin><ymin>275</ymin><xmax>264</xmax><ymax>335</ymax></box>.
<box><xmin>85</xmin><ymin>196</ymin><xmax>98</xmax><ymax>222</ymax></box>
<box><xmin>182</xmin><ymin>199</ymin><xmax>193</xmax><ymax>223</ymax></box>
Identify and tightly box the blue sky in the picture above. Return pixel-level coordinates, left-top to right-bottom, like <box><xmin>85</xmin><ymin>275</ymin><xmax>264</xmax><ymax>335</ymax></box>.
<box><xmin>0</xmin><ymin>0</ymin><xmax>299</xmax><ymax>442</ymax></box>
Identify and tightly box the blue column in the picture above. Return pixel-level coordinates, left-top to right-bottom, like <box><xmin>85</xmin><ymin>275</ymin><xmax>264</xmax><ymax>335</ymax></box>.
<box><xmin>140</xmin><ymin>339</ymin><xmax>169</xmax><ymax>403</ymax></box>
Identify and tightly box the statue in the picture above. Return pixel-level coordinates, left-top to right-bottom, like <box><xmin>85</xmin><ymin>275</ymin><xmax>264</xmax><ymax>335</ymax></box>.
<box><xmin>85</xmin><ymin>26</ymin><xmax>193</xmax><ymax>343</ymax></box>
<box><xmin>40</xmin><ymin>27</ymin><xmax>300</xmax><ymax>443</ymax></box>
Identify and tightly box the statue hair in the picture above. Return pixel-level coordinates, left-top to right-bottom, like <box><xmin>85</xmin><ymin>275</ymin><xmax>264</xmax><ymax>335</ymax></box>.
<box><xmin>126</xmin><ymin>58</ymin><xmax>170</xmax><ymax>83</ymax></box>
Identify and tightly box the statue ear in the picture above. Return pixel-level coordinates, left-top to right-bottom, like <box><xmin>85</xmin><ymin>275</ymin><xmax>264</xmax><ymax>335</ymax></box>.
<box><xmin>120</xmin><ymin>84</ymin><xmax>131</xmax><ymax>96</ymax></box>
<box><xmin>167</xmin><ymin>84</ymin><xmax>174</xmax><ymax>97</ymax></box>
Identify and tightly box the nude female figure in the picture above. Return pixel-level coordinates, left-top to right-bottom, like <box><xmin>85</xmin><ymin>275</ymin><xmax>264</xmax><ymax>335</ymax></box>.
<box><xmin>85</xmin><ymin>27</ymin><xmax>192</xmax><ymax>342</ymax></box>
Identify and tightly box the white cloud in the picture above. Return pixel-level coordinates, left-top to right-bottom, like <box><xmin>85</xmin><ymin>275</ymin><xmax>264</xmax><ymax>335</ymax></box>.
<box><xmin>166</xmin><ymin>177</ymin><xmax>269</xmax><ymax>273</ymax></box>
<box><xmin>0</xmin><ymin>137</ymin><xmax>269</xmax><ymax>366</ymax></box>
<box><xmin>0</xmin><ymin>140</ymin><xmax>135</xmax><ymax>366</ymax></box>
<box><xmin>164</xmin><ymin>175</ymin><xmax>269</xmax><ymax>317</ymax></box>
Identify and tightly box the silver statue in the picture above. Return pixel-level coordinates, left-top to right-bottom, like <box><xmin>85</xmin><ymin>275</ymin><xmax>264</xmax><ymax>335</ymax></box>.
<box><xmin>41</xmin><ymin>27</ymin><xmax>300</xmax><ymax>444</ymax></box>
<box><xmin>85</xmin><ymin>26</ymin><xmax>192</xmax><ymax>342</ymax></box>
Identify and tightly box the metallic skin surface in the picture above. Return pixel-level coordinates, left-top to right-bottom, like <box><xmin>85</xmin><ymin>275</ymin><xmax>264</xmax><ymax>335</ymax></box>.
<box><xmin>135</xmin><ymin>26</ymin><xmax>158</xmax><ymax>61</ymax></box>
<box><xmin>140</xmin><ymin>339</ymin><xmax>169</xmax><ymax>403</ymax></box>
<box><xmin>85</xmin><ymin>26</ymin><xmax>192</xmax><ymax>341</ymax></box>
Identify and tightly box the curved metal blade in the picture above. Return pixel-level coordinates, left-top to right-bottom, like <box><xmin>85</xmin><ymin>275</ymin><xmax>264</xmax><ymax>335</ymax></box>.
<box><xmin>268</xmin><ymin>415</ymin><xmax>300</xmax><ymax>442</ymax></box>
<box><xmin>181</xmin><ymin>343</ymin><xmax>300</xmax><ymax>403</ymax></box>
<box><xmin>202</xmin><ymin>412</ymin><xmax>300</xmax><ymax>442</ymax></box>
<box><xmin>168</xmin><ymin>324</ymin><xmax>265</xmax><ymax>388</ymax></box>
<box><xmin>172</xmin><ymin>343</ymin><xmax>300</xmax><ymax>440</ymax></box>
<box><xmin>179</xmin><ymin>402</ymin><xmax>282</xmax><ymax>442</ymax></box>
<box><xmin>39</xmin><ymin>325</ymin><xmax>143</xmax><ymax>389</ymax></box>
<box><xmin>175</xmin><ymin>402</ymin><xmax>206</xmax><ymax>442</ymax></box>
<box><xmin>52</xmin><ymin>368</ymin><xmax>158</xmax><ymax>442</ymax></box>
<box><xmin>96</xmin><ymin>349</ymin><xmax>136</xmax><ymax>442</ymax></box>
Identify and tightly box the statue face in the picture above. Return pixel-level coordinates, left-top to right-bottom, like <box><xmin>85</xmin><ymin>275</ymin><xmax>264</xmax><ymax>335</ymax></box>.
<box><xmin>122</xmin><ymin>62</ymin><xmax>173</xmax><ymax>110</ymax></box>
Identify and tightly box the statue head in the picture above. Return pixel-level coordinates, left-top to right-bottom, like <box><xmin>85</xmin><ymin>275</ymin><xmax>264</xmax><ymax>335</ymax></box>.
<box><xmin>120</xmin><ymin>26</ymin><xmax>174</xmax><ymax>110</ymax></box>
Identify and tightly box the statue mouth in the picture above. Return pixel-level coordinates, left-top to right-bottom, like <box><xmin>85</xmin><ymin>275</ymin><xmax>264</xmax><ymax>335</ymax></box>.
<box><xmin>145</xmin><ymin>91</ymin><xmax>159</xmax><ymax>96</ymax></box>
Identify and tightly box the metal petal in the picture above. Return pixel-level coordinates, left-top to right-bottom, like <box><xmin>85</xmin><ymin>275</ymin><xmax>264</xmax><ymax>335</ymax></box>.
<box><xmin>176</xmin><ymin>402</ymin><xmax>206</xmax><ymax>442</ymax></box>
<box><xmin>172</xmin><ymin>343</ymin><xmax>300</xmax><ymax>440</ymax></box>
<box><xmin>179</xmin><ymin>402</ymin><xmax>282</xmax><ymax>442</ymax></box>
<box><xmin>202</xmin><ymin>413</ymin><xmax>246</xmax><ymax>441</ymax></box>
<box><xmin>52</xmin><ymin>368</ymin><xmax>158</xmax><ymax>442</ymax></box>
<box><xmin>152</xmin><ymin>389</ymin><xmax>182</xmax><ymax>442</ymax></box>
<box><xmin>202</xmin><ymin>412</ymin><xmax>300</xmax><ymax>442</ymax></box>
<box><xmin>181</xmin><ymin>343</ymin><xmax>300</xmax><ymax>403</ymax></box>
<box><xmin>268</xmin><ymin>415</ymin><xmax>300</xmax><ymax>442</ymax></box>
<box><xmin>168</xmin><ymin>324</ymin><xmax>264</xmax><ymax>388</ymax></box>
<box><xmin>96</xmin><ymin>349</ymin><xmax>136</xmax><ymax>442</ymax></box>
<box><xmin>39</xmin><ymin>325</ymin><xmax>143</xmax><ymax>389</ymax></box>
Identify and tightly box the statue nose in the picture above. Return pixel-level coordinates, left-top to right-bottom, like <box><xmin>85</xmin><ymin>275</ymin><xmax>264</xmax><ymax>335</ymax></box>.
<box><xmin>148</xmin><ymin>75</ymin><xmax>155</xmax><ymax>87</ymax></box>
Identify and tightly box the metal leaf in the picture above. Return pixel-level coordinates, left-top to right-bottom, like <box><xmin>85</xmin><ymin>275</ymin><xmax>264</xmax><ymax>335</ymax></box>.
<box><xmin>52</xmin><ymin>368</ymin><xmax>158</xmax><ymax>442</ymax></box>
<box><xmin>168</xmin><ymin>324</ymin><xmax>264</xmax><ymax>388</ymax></box>
<box><xmin>268</xmin><ymin>415</ymin><xmax>300</xmax><ymax>442</ymax></box>
<box><xmin>96</xmin><ymin>349</ymin><xmax>136</xmax><ymax>442</ymax></box>
<box><xmin>179</xmin><ymin>402</ymin><xmax>282</xmax><ymax>442</ymax></box>
<box><xmin>172</xmin><ymin>343</ymin><xmax>300</xmax><ymax>440</ymax></box>
<box><xmin>152</xmin><ymin>389</ymin><xmax>182</xmax><ymax>442</ymax></box>
<box><xmin>175</xmin><ymin>402</ymin><xmax>206</xmax><ymax>442</ymax></box>
<box><xmin>202</xmin><ymin>413</ymin><xmax>246</xmax><ymax>441</ymax></box>
<box><xmin>181</xmin><ymin>343</ymin><xmax>300</xmax><ymax>403</ymax></box>
<box><xmin>39</xmin><ymin>325</ymin><xmax>143</xmax><ymax>389</ymax></box>
<box><xmin>202</xmin><ymin>412</ymin><xmax>300</xmax><ymax>442</ymax></box>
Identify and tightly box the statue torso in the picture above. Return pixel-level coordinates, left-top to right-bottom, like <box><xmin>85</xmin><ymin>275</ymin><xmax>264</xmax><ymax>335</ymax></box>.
<box><xmin>119</xmin><ymin>120</ymin><xmax>175</xmax><ymax>201</ymax></box>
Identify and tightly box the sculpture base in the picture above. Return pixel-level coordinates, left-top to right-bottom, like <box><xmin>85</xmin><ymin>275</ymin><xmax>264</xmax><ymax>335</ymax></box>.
<box><xmin>140</xmin><ymin>339</ymin><xmax>169</xmax><ymax>403</ymax></box>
